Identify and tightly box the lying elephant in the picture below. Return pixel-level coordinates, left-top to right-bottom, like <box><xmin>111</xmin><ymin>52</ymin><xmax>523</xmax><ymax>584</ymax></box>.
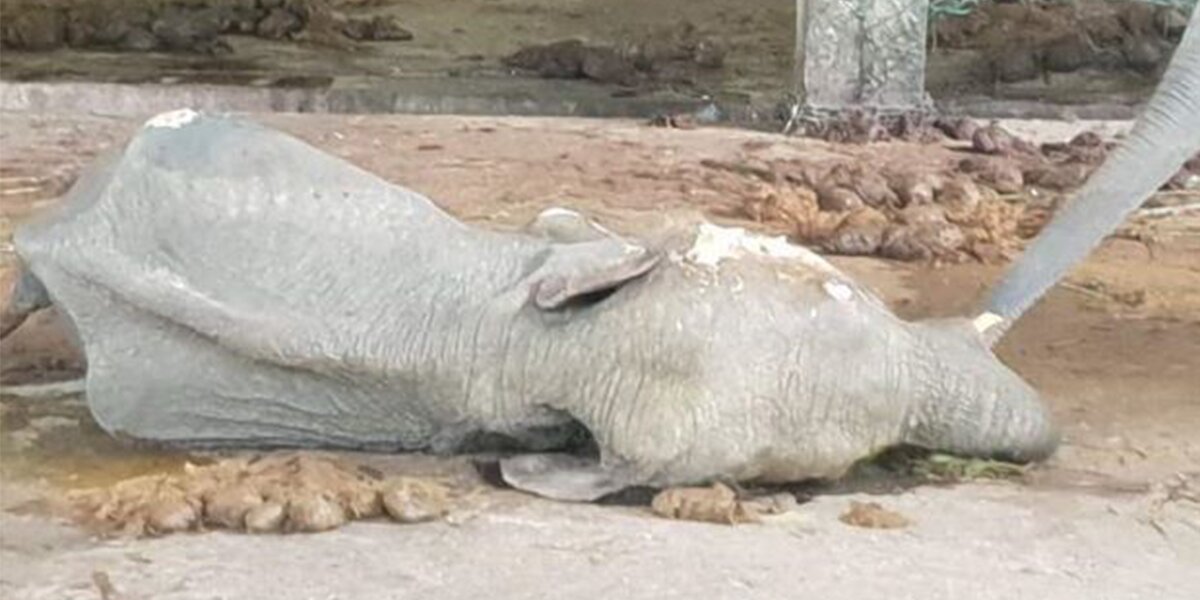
<box><xmin>0</xmin><ymin>110</ymin><xmax>1051</xmax><ymax>500</ymax></box>
<box><xmin>4</xmin><ymin>11</ymin><xmax>1196</xmax><ymax>501</ymax></box>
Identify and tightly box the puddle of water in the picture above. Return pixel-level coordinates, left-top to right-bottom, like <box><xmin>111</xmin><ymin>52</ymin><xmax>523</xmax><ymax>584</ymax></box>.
<box><xmin>0</xmin><ymin>393</ymin><xmax>197</xmax><ymax>491</ymax></box>
<box><xmin>0</xmin><ymin>391</ymin><xmax>476</xmax><ymax>494</ymax></box>
<box><xmin>0</xmin><ymin>392</ymin><xmax>1152</xmax><ymax>511</ymax></box>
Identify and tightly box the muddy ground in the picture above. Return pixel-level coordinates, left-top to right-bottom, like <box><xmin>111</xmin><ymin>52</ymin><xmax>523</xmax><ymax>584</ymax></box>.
<box><xmin>0</xmin><ymin>0</ymin><xmax>1191</xmax><ymax>118</ymax></box>
<box><xmin>0</xmin><ymin>112</ymin><xmax>1198</xmax><ymax>598</ymax></box>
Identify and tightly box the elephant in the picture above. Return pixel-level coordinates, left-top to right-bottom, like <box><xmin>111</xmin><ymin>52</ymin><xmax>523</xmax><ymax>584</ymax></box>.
<box><xmin>2</xmin><ymin>10</ymin><xmax>1195</xmax><ymax>501</ymax></box>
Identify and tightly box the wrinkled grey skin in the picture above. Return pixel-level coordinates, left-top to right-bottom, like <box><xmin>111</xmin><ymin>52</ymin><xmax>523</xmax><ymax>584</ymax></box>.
<box><xmin>8</xmin><ymin>114</ymin><xmax>1055</xmax><ymax>500</ymax></box>
<box><xmin>6</xmin><ymin>11</ymin><xmax>1195</xmax><ymax>499</ymax></box>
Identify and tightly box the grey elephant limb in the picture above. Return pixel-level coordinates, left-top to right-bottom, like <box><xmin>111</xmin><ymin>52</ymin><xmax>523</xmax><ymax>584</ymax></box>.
<box><xmin>10</xmin><ymin>111</ymin><xmax>1058</xmax><ymax>501</ymax></box>
<box><xmin>980</xmin><ymin>8</ymin><xmax>1200</xmax><ymax>336</ymax></box>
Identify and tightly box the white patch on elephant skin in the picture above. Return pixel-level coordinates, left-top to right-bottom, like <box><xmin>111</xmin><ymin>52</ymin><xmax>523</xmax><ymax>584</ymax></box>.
<box><xmin>682</xmin><ymin>222</ymin><xmax>866</xmax><ymax>304</ymax></box>
<box><xmin>538</xmin><ymin>207</ymin><xmax>582</xmax><ymax>219</ymax></box>
<box><xmin>822</xmin><ymin>280</ymin><xmax>854</xmax><ymax>302</ymax></box>
<box><xmin>684</xmin><ymin>223</ymin><xmax>842</xmax><ymax>277</ymax></box>
<box><xmin>972</xmin><ymin>311</ymin><xmax>1005</xmax><ymax>334</ymax></box>
<box><xmin>145</xmin><ymin>108</ymin><xmax>200</xmax><ymax>129</ymax></box>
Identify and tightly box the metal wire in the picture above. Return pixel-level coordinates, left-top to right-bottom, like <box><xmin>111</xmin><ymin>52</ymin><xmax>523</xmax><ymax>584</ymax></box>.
<box><xmin>929</xmin><ymin>0</ymin><xmax>1197</xmax><ymax>21</ymax></box>
<box><xmin>929</xmin><ymin>0</ymin><xmax>983</xmax><ymax>20</ymax></box>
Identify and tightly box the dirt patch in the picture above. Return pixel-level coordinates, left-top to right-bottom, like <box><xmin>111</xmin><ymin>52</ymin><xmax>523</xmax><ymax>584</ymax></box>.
<box><xmin>0</xmin><ymin>309</ymin><xmax>84</xmax><ymax>383</ymax></box>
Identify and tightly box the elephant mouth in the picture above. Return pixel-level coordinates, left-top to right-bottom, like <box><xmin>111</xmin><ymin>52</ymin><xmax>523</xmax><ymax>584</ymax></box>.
<box><xmin>437</xmin><ymin>412</ymin><xmax>598</xmax><ymax>457</ymax></box>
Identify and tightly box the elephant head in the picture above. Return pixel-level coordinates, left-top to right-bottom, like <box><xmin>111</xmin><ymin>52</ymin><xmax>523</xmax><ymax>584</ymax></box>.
<box><xmin>504</xmin><ymin>10</ymin><xmax>1200</xmax><ymax>499</ymax></box>
<box><xmin>500</xmin><ymin>219</ymin><xmax>1058</xmax><ymax>500</ymax></box>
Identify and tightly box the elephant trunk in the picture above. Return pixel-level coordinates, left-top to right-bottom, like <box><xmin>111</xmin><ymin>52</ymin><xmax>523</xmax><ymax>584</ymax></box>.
<box><xmin>983</xmin><ymin>9</ymin><xmax>1200</xmax><ymax>338</ymax></box>
<box><xmin>903</xmin><ymin>320</ymin><xmax>1059</xmax><ymax>463</ymax></box>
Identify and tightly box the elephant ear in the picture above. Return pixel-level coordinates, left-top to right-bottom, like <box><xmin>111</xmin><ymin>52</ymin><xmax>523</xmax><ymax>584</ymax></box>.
<box><xmin>528</xmin><ymin>236</ymin><xmax>661</xmax><ymax>310</ymax></box>
<box><xmin>499</xmin><ymin>453</ymin><xmax>635</xmax><ymax>502</ymax></box>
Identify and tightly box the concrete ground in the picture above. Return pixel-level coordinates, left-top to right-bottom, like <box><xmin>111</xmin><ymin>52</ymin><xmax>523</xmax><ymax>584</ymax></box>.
<box><xmin>1</xmin><ymin>481</ymin><xmax>1196</xmax><ymax>600</ymax></box>
<box><xmin>1</xmin><ymin>112</ymin><xmax>1198</xmax><ymax>599</ymax></box>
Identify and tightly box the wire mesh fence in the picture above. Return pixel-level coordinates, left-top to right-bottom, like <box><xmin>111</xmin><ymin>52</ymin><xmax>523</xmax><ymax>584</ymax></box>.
<box><xmin>930</xmin><ymin>0</ymin><xmax>1197</xmax><ymax>21</ymax></box>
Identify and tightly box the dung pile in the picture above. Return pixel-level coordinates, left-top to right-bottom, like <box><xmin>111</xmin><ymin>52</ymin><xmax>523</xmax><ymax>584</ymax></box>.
<box><xmin>503</xmin><ymin>21</ymin><xmax>725</xmax><ymax>87</ymax></box>
<box><xmin>719</xmin><ymin>161</ymin><xmax>1027</xmax><ymax>263</ymax></box>
<box><xmin>712</xmin><ymin>119</ymin><xmax>1199</xmax><ymax>263</ymax></box>
<box><xmin>0</xmin><ymin>0</ymin><xmax>413</xmax><ymax>54</ymax></box>
<box><xmin>948</xmin><ymin>119</ymin><xmax>1200</xmax><ymax>193</ymax></box>
<box><xmin>932</xmin><ymin>0</ymin><xmax>1190</xmax><ymax>82</ymax></box>
<box><xmin>65</xmin><ymin>452</ymin><xmax>456</xmax><ymax>537</ymax></box>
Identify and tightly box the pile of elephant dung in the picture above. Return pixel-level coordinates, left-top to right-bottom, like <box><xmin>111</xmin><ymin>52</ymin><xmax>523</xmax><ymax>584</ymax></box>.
<box><xmin>725</xmin><ymin>118</ymin><xmax>1200</xmax><ymax>263</ymax></box>
<box><xmin>838</xmin><ymin>501</ymin><xmax>910</xmax><ymax>530</ymax></box>
<box><xmin>0</xmin><ymin>0</ymin><xmax>413</xmax><ymax>54</ymax></box>
<box><xmin>649</xmin><ymin>482</ymin><xmax>798</xmax><ymax>525</ymax></box>
<box><xmin>950</xmin><ymin>119</ymin><xmax>1200</xmax><ymax>192</ymax></box>
<box><xmin>710</xmin><ymin>157</ymin><xmax>1029</xmax><ymax>264</ymax></box>
<box><xmin>798</xmin><ymin>115</ymin><xmax>1199</xmax><ymax>194</ymax></box>
<box><xmin>503</xmin><ymin>21</ymin><xmax>725</xmax><ymax>87</ymax></box>
<box><xmin>65</xmin><ymin>452</ymin><xmax>454</xmax><ymax>537</ymax></box>
<box><xmin>932</xmin><ymin>0</ymin><xmax>1190</xmax><ymax>82</ymax></box>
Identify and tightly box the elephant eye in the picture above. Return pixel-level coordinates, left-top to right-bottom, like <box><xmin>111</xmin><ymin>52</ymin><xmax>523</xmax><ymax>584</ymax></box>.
<box><xmin>545</xmin><ymin>286</ymin><xmax>620</xmax><ymax>311</ymax></box>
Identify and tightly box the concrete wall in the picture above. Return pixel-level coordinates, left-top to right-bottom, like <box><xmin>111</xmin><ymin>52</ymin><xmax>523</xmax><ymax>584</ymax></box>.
<box><xmin>795</xmin><ymin>0</ymin><xmax>930</xmax><ymax>110</ymax></box>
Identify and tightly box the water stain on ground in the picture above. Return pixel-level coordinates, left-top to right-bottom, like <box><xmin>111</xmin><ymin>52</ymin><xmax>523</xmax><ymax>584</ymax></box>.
<box><xmin>0</xmin><ymin>391</ymin><xmax>195</xmax><ymax>491</ymax></box>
